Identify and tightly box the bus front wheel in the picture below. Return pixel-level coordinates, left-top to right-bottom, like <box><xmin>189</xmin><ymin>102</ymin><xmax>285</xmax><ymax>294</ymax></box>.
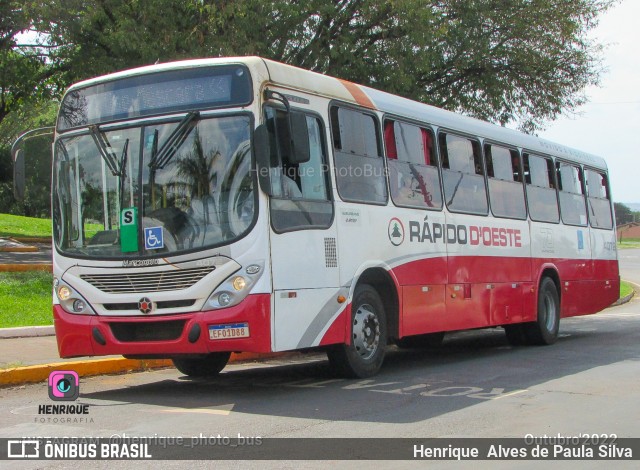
<box><xmin>327</xmin><ymin>284</ymin><xmax>387</xmax><ymax>378</ymax></box>
<box><xmin>172</xmin><ymin>352</ymin><xmax>231</xmax><ymax>377</ymax></box>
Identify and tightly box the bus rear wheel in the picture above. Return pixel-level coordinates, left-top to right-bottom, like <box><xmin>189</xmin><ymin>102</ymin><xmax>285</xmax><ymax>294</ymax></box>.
<box><xmin>523</xmin><ymin>277</ymin><xmax>560</xmax><ymax>345</ymax></box>
<box><xmin>505</xmin><ymin>277</ymin><xmax>560</xmax><ymax>346</ymax></box>
<box><xmin>327</xmin><ymin>284</ymin><xmax>387</xmax><ymax>378</ymax></box>
<box><xmin>172</xmin><ymin>352</ymin><xmax>231</xmax><ymax>377</ymax></box>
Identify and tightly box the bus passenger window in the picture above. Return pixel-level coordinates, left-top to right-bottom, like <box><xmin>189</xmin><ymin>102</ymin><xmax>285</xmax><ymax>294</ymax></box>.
<box><xmin>524</xmin><ymin>153</ymin><xmax>559</xmax><ymax>223</ymax></box>
<box><xmin>556</xmin><ymin>162</ymin><xmax>587</xmax><ymax>226</ymax></box>
<box><xmin>331</xmin><ymin>107</ymin><xmax>387</xmax><ymax>204</ymax></box>
<box><xmin>485</xmin><ymin>144</ymin><xmax>526</xmax><ymax>219</ymax></box>
<box><xmin>585</xmin><ymin>169</ymin><xmax>613</xmax><ymax>229</ymax></box>
<box><xmin>439</xmin><ymin>132</ymin><xmax>487</xmax><ymax>215</ymax></box>
<box><xmin>385</xmin><ymin>120</ymin><xmax>442</xmax><ymax>210</ymax></box>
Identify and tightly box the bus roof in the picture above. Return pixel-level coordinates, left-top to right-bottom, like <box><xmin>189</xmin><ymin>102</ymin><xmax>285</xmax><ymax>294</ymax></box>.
<box><xmin>66</xmin><ymin>56</ymin><xmax>608</xmax><ymax>170</ymax></box>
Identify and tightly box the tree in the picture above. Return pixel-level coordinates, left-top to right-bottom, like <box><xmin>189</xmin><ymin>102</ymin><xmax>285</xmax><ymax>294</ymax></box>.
<box><xmin>614</xmin><ymin>202</ymin><xmax>634</xmax><ymax>227</ymax></box>
<box><xmin>0</xmin><ymin>1</ymin><xmax>60</xmax><ymax>132</ymax></box>
<box><xmin>17</xmin><ymin>0</ymin><xmax>614</xmax><ymax>134</ymax></box>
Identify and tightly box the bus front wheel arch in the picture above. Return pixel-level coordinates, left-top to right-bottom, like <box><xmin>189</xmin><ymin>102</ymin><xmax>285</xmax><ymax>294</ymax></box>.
<box><xmin>327</xmin><ymin>283</ymin><xmax>387</xmax><ymax>378</ymax></box>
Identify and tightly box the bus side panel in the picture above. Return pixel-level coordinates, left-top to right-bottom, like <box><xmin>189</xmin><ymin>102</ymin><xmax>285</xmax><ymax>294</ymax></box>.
<box><xmin>401</xmin><ymin>285</ymin><xmax>446</xmax><ymax>335</ymax></box>
<box><xmin>444</xmin><ymin>283</ymin><xmax>491</xmax><ymax>331</ymax></box>
<box><xmin>272</xmin><ymin>288</ymin><xmax>348</xmax><ymax>352</ymax></box>
<box><xmin>490</xmin><ymin>282</ymin><xmax>529</xmax><ymax>325</ymax></box>
<box><xmin>392</xmin><ymin>256</ymin><xmax>447</xmax><ymax>337</ymax></box>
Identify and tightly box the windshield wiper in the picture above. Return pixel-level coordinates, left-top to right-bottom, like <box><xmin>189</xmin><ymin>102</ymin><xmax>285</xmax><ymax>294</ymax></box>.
<box><xmin>89</xmin><ymin>125</ymin><xmax>122</xmax><ymax>176</ymax></box>
<box><xmin>118</xmin><ymin>138</ymin><xmax>130</xmax><ymax>209</ymax></box>
<box><xmin>149</xmin><ymin>111</ymin><xmax>200</xmax><ymax>170</ymax></box>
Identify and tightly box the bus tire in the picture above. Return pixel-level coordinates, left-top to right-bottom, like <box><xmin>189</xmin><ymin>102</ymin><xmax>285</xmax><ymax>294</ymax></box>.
<box><xmin>395</xmin><ymin>332</ymin><xmax>445</xmax><ymax>349</ymax></box>
<box><xmin>327</xmin><ymin>284</ymin><xmax>387</xmax><ymax>378</ymax></box>
<box><xmin>524</xmin><ymin>277</ymin><xmax>560</xmax><ymax>345</ymax></box>
<box><xmin>172</xmin><ymin>352</ymin><xmax>231</xmax><ymax>377</ymax></box>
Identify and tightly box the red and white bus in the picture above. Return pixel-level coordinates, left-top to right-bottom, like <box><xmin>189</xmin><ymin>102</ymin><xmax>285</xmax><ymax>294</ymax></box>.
<box><xmin>21</xmin><ymin>57</ymin><xmax>619</xmax><ymax>378</ymax></box>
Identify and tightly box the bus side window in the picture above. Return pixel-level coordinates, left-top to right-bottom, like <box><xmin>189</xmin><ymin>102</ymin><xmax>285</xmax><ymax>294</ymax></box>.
<box><xmin>331</xmin><ymin>106</ymin><xmax>387</xmax><ymax>205</ymax></box>
<box><xmin>556</xmin><ymin>161</ymin><xmax>587</xmax><ymax>226</ymax></box>
<box><xmin>585</xmin><ymin>169</ymin><xmax>613</xmax><ymax>230</ymax></box>
<box><xmin>485</xmin><ymin>144</ymin><xmax>526</xmax><ymax>219</ymax></box>
<box><xmin>384</xmin><ymin>119</ymin><xmax>442</xmax><ymax>210</ymax></box>
<box><xmin>524</xmin><ymin>153</ymin><xmax>559</xmax><ymax>223</ymax></box>
<box><xmin>439</xmin><ymin>132</ymin><xmax>487</xmax><ymax>215</ymax></box>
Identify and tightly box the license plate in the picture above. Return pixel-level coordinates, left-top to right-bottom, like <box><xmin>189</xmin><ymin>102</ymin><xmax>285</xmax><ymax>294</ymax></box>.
<box><xmin>209</xmin><ymin>323</ymin><xmax>250</xmax><ymax>340</ymax></box>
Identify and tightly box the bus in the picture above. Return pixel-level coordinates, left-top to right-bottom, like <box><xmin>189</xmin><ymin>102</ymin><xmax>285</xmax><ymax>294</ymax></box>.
<box><xmin>15</xmin><ymin>56</ymin><xmax>619</xmax><ymax>378</ymax></box>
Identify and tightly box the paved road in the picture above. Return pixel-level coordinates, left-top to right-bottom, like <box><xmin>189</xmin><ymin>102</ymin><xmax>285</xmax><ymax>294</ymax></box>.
<box><xmin>1</xmin><ymin>251</ymin><xmax>638</xmax><ymax>469</ymax></box>
<box><xmin>619</xmin><ymin>248</ymin><xmax>640</xmax><ymax>287</ymax></box>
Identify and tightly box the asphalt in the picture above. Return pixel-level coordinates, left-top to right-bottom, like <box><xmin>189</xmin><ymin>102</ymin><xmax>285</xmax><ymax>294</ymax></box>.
<box><xmin>0</xmin><ymin>237</ymin><xmax>635</xmax><ymax>387</ymax></box>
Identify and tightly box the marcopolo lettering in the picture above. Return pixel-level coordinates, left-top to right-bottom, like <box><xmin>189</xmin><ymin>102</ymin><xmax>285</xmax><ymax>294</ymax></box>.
<box><xmin>408</xmin><ymin>221</ymin><xmax>521</xmax><ymax>248</ymax></box>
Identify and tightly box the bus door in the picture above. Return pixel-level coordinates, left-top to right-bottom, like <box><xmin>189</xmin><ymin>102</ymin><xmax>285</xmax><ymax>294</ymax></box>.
<box><xmin>258</xmin><ymin>106</ymin><xmax>340</xmax><ymax>351</ymax></box>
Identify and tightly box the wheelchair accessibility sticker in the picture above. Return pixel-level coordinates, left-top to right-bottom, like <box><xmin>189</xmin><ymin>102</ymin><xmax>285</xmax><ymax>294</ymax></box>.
<box><xmin>144</xmin><ymin>227</ymin><xmax>164</xmax><ymax>250</ymax></box>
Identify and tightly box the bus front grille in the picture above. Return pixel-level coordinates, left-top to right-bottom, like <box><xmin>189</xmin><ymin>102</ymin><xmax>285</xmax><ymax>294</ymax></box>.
<box><xmin>80</xmin><ymin>266</ymin><xmax>214</xmax><ymax>293</ymax></box>
<box><xmin>109</xmin><ymin>320</ymin><xmax>186</xmax><ymax>342</ymax></box>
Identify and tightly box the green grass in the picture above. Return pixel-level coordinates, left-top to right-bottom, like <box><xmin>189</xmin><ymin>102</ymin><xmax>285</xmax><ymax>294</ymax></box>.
<box><xmin>620</xmin><ymin>281</ymin><xmax>634</xmax><ymax>299</ymax></box>
<box><xmin>0</xmin><ymin>213</ymin><xmax>52</xmax><ymax>238</ymax></box>
<box><xmin>618</xmin><ymin>237</ymin><xmax>640</xmax><ymax>249</ymax></box>
<box><xmin>0</xmin><ymin>272</ymin><xmax>53</xmax><ymax>327</ymax></box>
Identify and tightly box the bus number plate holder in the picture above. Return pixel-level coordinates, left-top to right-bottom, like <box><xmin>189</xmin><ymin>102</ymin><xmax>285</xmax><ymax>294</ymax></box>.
<box><xmin>209</xmin><ymin>323</ymin><xmax>250</xmax><ymax>340</ymax></box>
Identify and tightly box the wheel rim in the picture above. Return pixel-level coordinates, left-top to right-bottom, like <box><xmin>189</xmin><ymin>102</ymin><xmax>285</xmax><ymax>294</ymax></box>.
<box><xmin>543</xmin><ymin>290</ymin><xmax>557</xmax><ymax>332</ymax></box>
<box><xmin>352</xmin><ymin>303</ymin><xmax>380</xmax><ymax>360</ymax></box>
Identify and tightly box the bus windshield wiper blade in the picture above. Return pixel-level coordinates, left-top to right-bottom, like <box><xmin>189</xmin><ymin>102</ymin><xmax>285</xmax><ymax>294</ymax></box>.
<box><xmin>89</xmin><ymin>125</ymin><xmax>121</xmax><ymax>176</ymax></box>
<box><xmin>118</xmin><ymin>138</ymin><xmax>129</xmax><ymax>209</ymax></box>
<box><xmin>149</xmin><ymin>111</ymin><xmax>200</xmax><ymax>170</ymax></box>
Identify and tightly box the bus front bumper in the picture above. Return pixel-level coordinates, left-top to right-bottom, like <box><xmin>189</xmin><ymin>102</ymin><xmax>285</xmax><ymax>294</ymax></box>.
<box><xmin>53</xmin><ymin>294</ymin><xmax>272</xmax><ymax>358</ymax></box>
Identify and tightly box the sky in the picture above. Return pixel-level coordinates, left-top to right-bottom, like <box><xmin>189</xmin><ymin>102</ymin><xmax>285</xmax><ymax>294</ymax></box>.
<box><xmin>539</xmin><ymin>0</ymin><xmax>640</xmax><ymax>204</ymax></box>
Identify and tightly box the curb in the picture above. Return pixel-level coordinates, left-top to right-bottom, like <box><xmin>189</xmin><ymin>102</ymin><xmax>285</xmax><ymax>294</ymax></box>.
<box><xmin>0</xmin><ymin>326</ymin><xmax>54</xmax><ymax>338</ymax></box>
<box><xmin>0</xmin><ymin>352</ymin><xmax>293</xmax><ymax>387</ymax></box>
<box><xmin>0</xmin><ymin>246</ymin><xmax>38</xmax><ymax>253</ymax></box>
<box><xmin>611</xmin><ymin>280</ymin><xmax>638</xmax><ymax>307</ymax></box>
<box><xmin>11</xmin><ymin>237</ymin><xmax>52</xmax><ymax>244</ymax></box>
<box><xmin>612</xmin><ymin>291</ymin><xmax>635</xmax><ymax>307</ymax></box>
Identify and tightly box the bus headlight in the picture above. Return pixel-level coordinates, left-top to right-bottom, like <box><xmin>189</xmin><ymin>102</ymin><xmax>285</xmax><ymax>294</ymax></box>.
<box><xmin>205</xmin><ymin>262</ymin><xmax>264</xmax><ymax>310</ymax></box>
<box><xmin>218</xmin><ymin>292</ymin><xmax>233</xmax><ymax>307</ymax></box>
<box><xmin>54</xmin><ymin>279</ymin><xmax>96</xmax><ymax>315</ymax></box>
<box><xmin>57</xmin><ymin>285</ymin><xmax>72</xmax><ymax>301</ymax></box>
<box><xmin>232</xmin><ymin>276</ymin><xmax>246</xmax><ymax>291</ymax></box>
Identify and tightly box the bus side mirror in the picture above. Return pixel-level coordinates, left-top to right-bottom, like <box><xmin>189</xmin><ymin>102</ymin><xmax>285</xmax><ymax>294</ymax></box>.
<box><xmin>253</xmin><ymin>124</ymin><xmax>273</xmax><ymax>196</ymax></box>
<box><xmin>13</xmin><ymin>148</ymin><xmax>25</xmax><ymax>200</ymax></box>
<box><xmin>289</xmin><ymin>111</ymin><xmax>310</xmax><ymax>164</ymax></box>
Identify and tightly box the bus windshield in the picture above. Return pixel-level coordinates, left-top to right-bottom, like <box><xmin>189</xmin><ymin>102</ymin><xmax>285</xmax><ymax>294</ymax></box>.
<box><xmin>52</xmin><ymin>114</ymin><xmax>255</xmax><ymax>259</ymax></box>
